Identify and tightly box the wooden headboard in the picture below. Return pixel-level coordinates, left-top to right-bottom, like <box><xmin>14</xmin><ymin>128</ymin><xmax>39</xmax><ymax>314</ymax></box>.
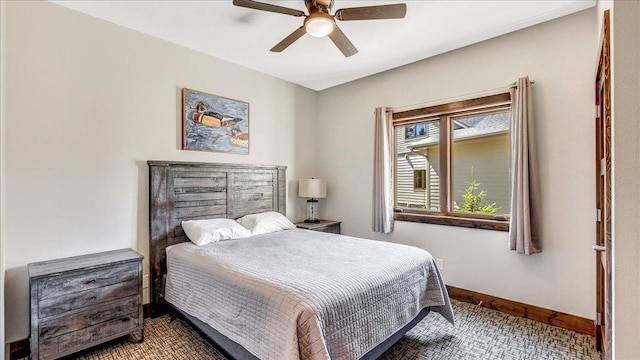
<box><xmin>147</xmin><ymin>160</ymin><xmax>287</xmax><ymax>315</ymax></box>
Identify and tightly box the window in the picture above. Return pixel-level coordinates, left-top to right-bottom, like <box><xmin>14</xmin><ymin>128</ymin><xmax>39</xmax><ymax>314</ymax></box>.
<box><xmin>392</xmin><ymin>93</ymin><xmax>511</xmax><ymax>231</ymax></box>
<box><xmin>413</xmin><ymin>170</ymin><xmax>426</xmax><ymax>190</ymax></box>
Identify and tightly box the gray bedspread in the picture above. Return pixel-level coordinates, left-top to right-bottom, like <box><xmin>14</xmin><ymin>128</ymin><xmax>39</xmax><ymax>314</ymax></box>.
<box><xmin>165</xmin><ymin>228</ymin><xmax>454</xmax><ymax>360</ymax></box>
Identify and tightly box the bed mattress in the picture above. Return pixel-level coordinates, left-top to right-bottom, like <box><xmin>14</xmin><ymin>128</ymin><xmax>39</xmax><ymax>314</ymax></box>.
<box><xmin>165</xmin><ymin>228</ymin><xmax>454</xmax><ymax>360</ymax></box>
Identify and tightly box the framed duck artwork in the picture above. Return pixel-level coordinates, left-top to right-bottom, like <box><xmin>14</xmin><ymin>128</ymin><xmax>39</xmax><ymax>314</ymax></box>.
<box><xmin>182</xmin><ymin>88</ymin><xmax>249</xmax><ymax>154</ymax></box>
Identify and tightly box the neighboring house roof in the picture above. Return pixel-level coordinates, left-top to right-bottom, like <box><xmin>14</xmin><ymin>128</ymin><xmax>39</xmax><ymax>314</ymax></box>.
<box><xmin>408</xmin><ymin>112</ymin><xmax>510</xmax><ymax>149</ymax></box>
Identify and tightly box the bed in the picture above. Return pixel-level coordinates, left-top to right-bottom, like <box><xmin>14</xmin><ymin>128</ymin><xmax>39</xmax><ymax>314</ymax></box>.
<box><xmin>148</xmin><ymin>161</ymin><xmax>454</xmax><ymax>360</ymax></box>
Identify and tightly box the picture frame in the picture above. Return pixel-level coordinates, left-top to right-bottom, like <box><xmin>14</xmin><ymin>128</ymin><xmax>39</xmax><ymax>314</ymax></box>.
<box><xmin>182</xmin><ymin>88</ymin><xmax>250</xmax><ymax>154</ymax></box>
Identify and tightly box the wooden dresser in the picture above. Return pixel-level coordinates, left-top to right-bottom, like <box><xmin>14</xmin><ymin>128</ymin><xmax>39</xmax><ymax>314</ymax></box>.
<box><xmin>28</xmin><ymin>248</ymin><xmax>144</xmax><ymax>360</ymax></box>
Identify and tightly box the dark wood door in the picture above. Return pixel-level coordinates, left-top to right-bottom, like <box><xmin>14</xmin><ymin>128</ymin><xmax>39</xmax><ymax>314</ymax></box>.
<box><xmin>594</xmin><ymin>9</ymin><xmax>611</xmax><ymax>360</ymax></box>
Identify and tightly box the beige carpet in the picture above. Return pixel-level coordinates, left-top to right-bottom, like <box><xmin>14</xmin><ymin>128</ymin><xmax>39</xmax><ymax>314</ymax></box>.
<box><xmin>31</xmin><ymin>300</ymin><xmax>599</xmax><ymax>360</ymax></box>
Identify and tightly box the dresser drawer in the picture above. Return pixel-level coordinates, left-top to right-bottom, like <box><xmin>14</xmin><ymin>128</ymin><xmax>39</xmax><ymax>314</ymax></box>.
<box><xmin>320</xmin><ymin>223</ymin><xmax>341</xmax><ymax>234</ymax></box>
<box><xmin>39</xmin><ymin>295</ymin><xmax>139</xmax><ymax>340</ymax></box>
<box><xmin>29</xmin><ymin>249</ymin><xmax>144</xmax><ymax>360</ymax></box>
<box><xmin>39</xmin><ymin>312</ymin><xmax>140</xmax><ymax>360</ymax></box>
<box><xmin>38</xmin><ymin>279</ymin><xmax>138</xmax><ymax>318</ymax></box>
<box><xmin>38</xmin><ymin>262</ymin><xmax>138</xmax><ymax>300</ymax></box>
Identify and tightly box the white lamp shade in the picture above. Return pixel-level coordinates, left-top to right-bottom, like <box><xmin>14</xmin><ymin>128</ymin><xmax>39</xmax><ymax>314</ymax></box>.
<box><xmin>298</xmin><ymin>179</ymin><xmax>327</xmax><ymax>198</ymax></box>
<box><xmin>305</xmin><ymin>17</ymin><xmax>334</xmax><ymax>37</ymax></box>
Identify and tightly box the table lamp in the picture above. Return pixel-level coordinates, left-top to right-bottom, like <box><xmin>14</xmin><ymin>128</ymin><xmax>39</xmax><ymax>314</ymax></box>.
<box><xmin>298</xmin><ymin>178</ymin><xmax>327</xmax><ymax>223</ymax></box>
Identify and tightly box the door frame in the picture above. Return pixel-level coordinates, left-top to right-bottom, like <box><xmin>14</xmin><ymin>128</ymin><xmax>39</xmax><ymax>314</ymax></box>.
<box><xmin>594</xmin><ymin>9</ymin><xmax>611</xmax><ymax>359</ymax></box>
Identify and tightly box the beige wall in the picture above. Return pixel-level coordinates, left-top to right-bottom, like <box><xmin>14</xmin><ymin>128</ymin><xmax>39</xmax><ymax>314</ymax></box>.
<box><xmin>3</xmin><ymin>2</ymin><xmax>317</xmax><ymax>342</ymax></box>
<box><xmin>1</xmin><ymin>0</ymin><xmax>7</xmax><ymax>357</ymax></box>
<box><xmin>317</xmin><ymin>8</ymin><xmax>597</xmax><ymax>319</ymax></box>
<box><xmin>610</xmin><ymin>1</ymin><xmax>640</xmax><ymax>358</ymax></box>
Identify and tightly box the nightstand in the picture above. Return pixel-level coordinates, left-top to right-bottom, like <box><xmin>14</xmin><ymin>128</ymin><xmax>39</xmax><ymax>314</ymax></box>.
<box><xmin>28</xmin><ymin>248</ymin><xmax>144</xmax><ymax>360</ymax></box>
<box><xmin>295</xmin><ymin>220</ymin><xmax>341</xmax><ymax>234</ymax></box>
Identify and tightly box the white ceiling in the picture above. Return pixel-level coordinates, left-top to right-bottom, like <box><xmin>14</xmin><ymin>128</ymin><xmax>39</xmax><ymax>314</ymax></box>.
<box><xmin>51</xmin><ymin>0</ymin><xmax>595</xmax><ymax>91</ymax></box>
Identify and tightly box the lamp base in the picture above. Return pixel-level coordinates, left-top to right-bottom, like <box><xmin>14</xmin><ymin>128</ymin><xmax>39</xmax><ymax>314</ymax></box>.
<box><xmin>305</xmin><ymin>198</ymin><xmax>319</xmax><ymax>223</ymax></box>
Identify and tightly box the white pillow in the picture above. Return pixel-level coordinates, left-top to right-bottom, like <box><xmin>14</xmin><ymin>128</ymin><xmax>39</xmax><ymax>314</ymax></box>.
<box><xmin>236</xmin><ymin>211</ymin><xmax>295</xmax><ymax>235</ymax></box>
<box><xmin>181</xmin><ymin>218</ymin><xmax>252</xmax><ymax>246</ymax></box>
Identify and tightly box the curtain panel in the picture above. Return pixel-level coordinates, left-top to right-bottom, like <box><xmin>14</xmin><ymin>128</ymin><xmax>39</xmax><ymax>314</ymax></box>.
<box><xmin>509</xmin><ymin>77</ymin><xmax>542</xmax><ymax>254</ymax></box>
<box><xmin>373</xmin><ymin>107</ymin><xmax>395</xmax><ymax>233</ymax></box>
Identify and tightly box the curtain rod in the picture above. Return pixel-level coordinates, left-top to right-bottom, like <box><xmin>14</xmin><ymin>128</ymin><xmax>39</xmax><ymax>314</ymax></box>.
<box><xmin>390</xmin><ymin>79</ymin><xmax>535</xmax><ymax>112</ymax></box>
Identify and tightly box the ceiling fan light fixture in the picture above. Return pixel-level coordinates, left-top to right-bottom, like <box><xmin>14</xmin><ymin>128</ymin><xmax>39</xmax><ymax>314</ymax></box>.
<box><xmin>234</xmin><ymin>0</ymin><xmax>407</xmax><ymax>57</ymax></box>
<box><xmin>305</xmin><ymin>14</ymin><xmax>334</xmax><ymax>37</ymax></box>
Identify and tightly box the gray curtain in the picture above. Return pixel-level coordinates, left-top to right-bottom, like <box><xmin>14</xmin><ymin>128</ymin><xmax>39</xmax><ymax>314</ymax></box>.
<box><xmin>373</xmin><ymin>107</ymin><xmax>394</xmax><ymax>233</ymax></box>
<box><xmin>509</xmin><ymin>77</ymin><xmax>542</xmax><ymax>254</ymax></box>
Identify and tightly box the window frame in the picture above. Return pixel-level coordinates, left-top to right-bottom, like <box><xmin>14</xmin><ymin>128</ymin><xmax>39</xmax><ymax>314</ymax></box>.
<box><xmin>392</xmin><ymin>93</ymin><xmax>511</xmax><ymax>232</ymax></box>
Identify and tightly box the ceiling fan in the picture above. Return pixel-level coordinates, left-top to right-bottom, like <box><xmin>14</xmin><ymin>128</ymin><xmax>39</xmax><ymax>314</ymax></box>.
<box><xmin>233</xmin><ymin>0</ymin><xmax>407</xmax><ymax>57</ymax></box>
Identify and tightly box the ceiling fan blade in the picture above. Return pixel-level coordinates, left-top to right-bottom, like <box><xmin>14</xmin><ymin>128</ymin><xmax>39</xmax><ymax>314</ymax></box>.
<box><xmin>233</xmin><ymin>0</ymin><xmax>305</xmax><ymax>17</ymax></box>
<box><xmin>335</xmin><ymin>3</ymin><xmax>407</xmax><ymax>21</ymax></box>
<box><xmin>271</xmin><ymin>26</ymin><xmax>307</xmax><ymax>52</ymax></box>
<box><xmin>328</xmin><ymin>25</ymin><xmax>358</xmax><ymax>57</ymax></box>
